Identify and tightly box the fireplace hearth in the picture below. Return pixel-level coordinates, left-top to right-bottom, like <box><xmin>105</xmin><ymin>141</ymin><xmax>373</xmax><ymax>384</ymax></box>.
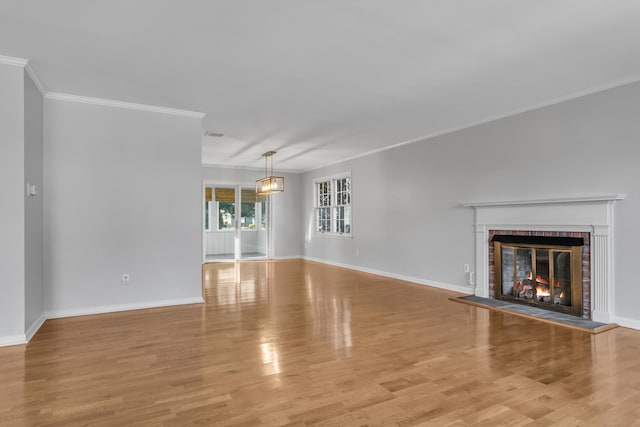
<box><xmin>492</xmin><ymin>234</ymin><xmax>586</xmax><ymax>317</ymax></box>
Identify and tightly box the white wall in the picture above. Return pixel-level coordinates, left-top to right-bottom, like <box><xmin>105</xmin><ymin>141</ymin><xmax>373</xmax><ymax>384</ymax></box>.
<box><xmin>44</xmin><ymin>98</ymin><xmax>204</xmax><ymax>316</ymax></box>
<box><xmin>0</xmin><ymin>63</ymin><xmax>25</xmax><ymax>341</ymax></box>
<box><xmin>202</xmin><ymin>167</ymin><xmax>303</xmax><ymax>258</ymax></box>
<box><xmin>302</xmin><ymin>79</ymin><xmax>640</xmax><ymax>326</ymax></box>
<box><xmin>24</xmin><ymin>71</ymin><xmax>44</xmax><ymax>333</ymax></box>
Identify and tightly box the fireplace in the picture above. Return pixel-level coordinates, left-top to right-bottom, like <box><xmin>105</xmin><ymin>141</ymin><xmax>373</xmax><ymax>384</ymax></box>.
<box><xmin>465</xmin><ymin>195</ymin><xmax>624</xmax><ymax>323</ymax></box>
<box><xmin>492</xmin><ymin>234</ymin><xmax>584</xmax><ymax>317</ymax></box>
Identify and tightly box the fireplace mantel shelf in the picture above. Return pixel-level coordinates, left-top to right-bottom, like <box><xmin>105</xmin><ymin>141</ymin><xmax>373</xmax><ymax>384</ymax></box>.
<box><xmin>462</xmin><ymin>194</ymin><xmax>626</xmax><ymax>208</ymax></box>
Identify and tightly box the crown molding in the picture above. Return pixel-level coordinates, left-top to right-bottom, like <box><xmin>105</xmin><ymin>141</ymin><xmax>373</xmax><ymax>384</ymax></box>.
<box><xmin>302</xmin><ymin>73</ymin><xmax>640</xmax><ymax>174</ymax></box>
<box><xmin>46</xmin><ymin>92</ymin><xmax>205</xmax><ymax>119</ymax></box>
<box><xmin>3</xmin><ymin>54</ymin><xmax>204</xmax><ymax>118</ymax></box>
<box><xmin>0</xmin><ymin>54</ymin><xmax>28</xmax><ymax>67</ymax></box>
<box><xmin>0</xmin><ymin>55</ymin><xmax>46</xmax><ymax>96</ymax></box>
<box><xmin>24</xmin><ymin>63</ymin><xmax>46</xmax><ymax>96</ymax></box>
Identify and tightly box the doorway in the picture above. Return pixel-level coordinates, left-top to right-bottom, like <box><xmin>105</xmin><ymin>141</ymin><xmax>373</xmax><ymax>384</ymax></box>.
<box><xmin>204</xmin><ymin>184</ymin><xmax>269</xmax><ymax>261</ymax></box>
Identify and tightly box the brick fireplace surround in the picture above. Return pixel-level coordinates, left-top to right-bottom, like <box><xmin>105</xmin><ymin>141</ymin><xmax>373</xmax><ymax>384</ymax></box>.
<box><xmin>464</xmin><ymin>195</ymin><xmax>624</xmax><ymax>323</ymax></box>
<box><xmin>488</xmin><ymin>230</ymin><xmax>591</xmax><ymax>318</ymax></box>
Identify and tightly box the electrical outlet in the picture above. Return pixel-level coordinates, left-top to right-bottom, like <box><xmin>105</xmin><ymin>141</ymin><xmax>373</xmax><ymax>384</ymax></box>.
<box><xmin>355</xmin><ymin>249</ymin><xmax>360</xmax><ymax>257</ymax></box>
<box><xmin>463</xmin><ymin>264</ymin><xmax>470</xmax><ymax>273</ymax></box>
<box><xmin>121</xmin><ymin>274</ymin><xmax>130</xmax><ymax>286</ymax></box>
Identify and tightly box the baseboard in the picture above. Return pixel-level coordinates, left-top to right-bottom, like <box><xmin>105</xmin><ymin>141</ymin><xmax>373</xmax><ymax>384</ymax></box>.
<box><xmin>45</xmin><ymin>297</ymin><xmax>205</xmax><ymax>319</ymax></box>
<box><xmin>271</xmin><ymin>255</ymin><xmax>303</xmax><ymax>260</ymax></box>
<box><xmin>613</xmin><ymin>315</ymin><xmax>640</xmax><ymax>331</ymax></box>
<box><xmin>303</xmin><ymin>256</ymin><xmax>473</xmax><ymax>294</ymax></box>
<box><xmin>25</xmin><ymin>313</ymin><xmax>47</xmax><ymax>342</ymax></box>
<box><xmin>0</xmin><ymin>314</ymin><xmax>46</xmax><ymax>347</ymax></box>
<box><xmin>0</xmin><ymin>334</ymin><xmax>27</xmax><ymax>347</ymax></box>
<box><xmin>1</xmin><ymin>298</ymin><xmax>205</xmax><ymax>347</ymax></box>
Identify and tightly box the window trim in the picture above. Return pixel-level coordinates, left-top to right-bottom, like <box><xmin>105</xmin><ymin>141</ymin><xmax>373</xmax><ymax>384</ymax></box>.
<box><xmin>313</xmin><ymin>172</ymin><xmax>352</xmax><ymax>238</ymax></box>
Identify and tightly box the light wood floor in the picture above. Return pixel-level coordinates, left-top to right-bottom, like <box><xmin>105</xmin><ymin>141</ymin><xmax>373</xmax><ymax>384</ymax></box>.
<box><xmin>1</xmin><ymin>259</ymin><xmax>640</xmax><ymax>426</ymax></box>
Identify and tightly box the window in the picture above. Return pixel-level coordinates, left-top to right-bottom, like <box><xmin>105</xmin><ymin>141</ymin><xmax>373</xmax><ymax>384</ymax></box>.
<box><xmin>314</xmin><ymin>173</ymin><xmax>351</xmax><ymax>236</ymax></box>
<box><xmin>206</xmin><ymin>187</ymin><xmax>268</xmax><ymax>232</ymax></box>
<box><xmin>218</xmin><ymin>201</ymin><xmax>235</xmax><ymax>230</ymax></box>
<box><xmin>240</xmin><ymin>189</ymin><xmax>266</xmax><ymax>230</ymax></box>
<box><xmin>240</xmin><ymin>201</ymin><xmax>255</xmax><ymax>229</ymax></box>
<box><xmin>316</xmin><ymin>181</ymin><xmax>331</xmax><ymax>233</ymax></box>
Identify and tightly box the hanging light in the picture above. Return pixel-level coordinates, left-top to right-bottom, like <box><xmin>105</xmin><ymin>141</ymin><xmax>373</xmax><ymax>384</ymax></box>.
<box><xmin>256</xmin><ymin>151</ymin><xmax>284</xmax><ymax>195</ymax></box>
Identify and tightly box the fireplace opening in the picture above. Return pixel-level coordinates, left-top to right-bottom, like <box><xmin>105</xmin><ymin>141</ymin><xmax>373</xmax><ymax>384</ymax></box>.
<box><xmin>492</xmin><ymin>235</ymin><xmax>584</xmax><ymax>317</ymax></box>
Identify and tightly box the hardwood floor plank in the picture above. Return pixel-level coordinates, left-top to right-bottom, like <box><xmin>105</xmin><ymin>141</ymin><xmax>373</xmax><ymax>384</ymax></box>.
<box><xmin>1</xmin><ymin>259</ymin><xmax>640</xmax><ymax>426</ymax></box>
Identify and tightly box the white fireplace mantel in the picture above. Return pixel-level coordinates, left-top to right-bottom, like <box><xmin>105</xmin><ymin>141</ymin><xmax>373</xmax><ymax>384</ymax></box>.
<box><xmin>464</xmin><ymin>194</ymin><xmax>625</xmax><ymax>323</ymax></box>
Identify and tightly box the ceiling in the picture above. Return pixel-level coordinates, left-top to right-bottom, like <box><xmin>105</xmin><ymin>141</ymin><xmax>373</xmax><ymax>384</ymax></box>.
<box><xmin>2</xmin><ymin>1</ymin><xmax>640</xmax><ymax>172</ymax></box>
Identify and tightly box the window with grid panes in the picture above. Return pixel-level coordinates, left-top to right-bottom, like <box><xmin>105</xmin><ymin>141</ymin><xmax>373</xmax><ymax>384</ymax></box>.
<box><xmin>314</xmin><ymin>174</ymin><xmax>351</xmax><ymax>236</ymax></box>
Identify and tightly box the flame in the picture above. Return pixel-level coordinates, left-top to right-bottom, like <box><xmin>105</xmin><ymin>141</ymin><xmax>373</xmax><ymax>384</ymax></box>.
<box><xmin>535</xmin><ymin>275</ymin><xmax>549</xmax><ymax>285</ymax></box>
<box><xmin>526</xmin><ymin>271</ymin><xmax>550</xmax><ymax>285</ymax></box>
<box><xmin>560</xmin><ymin>291</ymin><xmax>565</xmax><ymax>298</ymax></box>
<box><xmin>536</xmin><ymin>286</ymin><xmax>550</xmax><ymax>297</ymax></box>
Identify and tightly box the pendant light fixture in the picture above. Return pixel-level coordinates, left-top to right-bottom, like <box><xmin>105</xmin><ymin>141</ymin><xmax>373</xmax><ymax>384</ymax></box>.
<box><xmin>256</xmin><ymin>151</ymin><xmax>284</xmax><ymax>195</ymax></box>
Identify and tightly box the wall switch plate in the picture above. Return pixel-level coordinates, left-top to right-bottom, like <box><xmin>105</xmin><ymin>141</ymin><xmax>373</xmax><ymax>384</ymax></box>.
<box><xmin>121</xmin><ymin>274</ymin><xmax>130</xmax><ymax>286</ymax></box>
<box><xmin>26</xmin><ymin>182</ymin><xmax>38</xmax><ymax>196</ymax></box>
<box><xmin>463</xmin><ymin>264</ymin><xmax>470</xmax><ymax>273</ymax></box>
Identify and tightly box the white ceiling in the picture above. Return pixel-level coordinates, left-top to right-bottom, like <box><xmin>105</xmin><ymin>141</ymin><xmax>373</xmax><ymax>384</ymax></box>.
<box><xmin>2</xmin><ymin>1</ymin><xmax>640</xmax><ymax>172</ymax></box>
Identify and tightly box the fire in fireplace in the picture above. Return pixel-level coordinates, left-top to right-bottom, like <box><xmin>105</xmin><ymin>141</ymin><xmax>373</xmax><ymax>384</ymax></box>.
<box><xmin>492</xmin><ymin>235</ymin><xmax>584</xmax><ymax>316</ymax></box>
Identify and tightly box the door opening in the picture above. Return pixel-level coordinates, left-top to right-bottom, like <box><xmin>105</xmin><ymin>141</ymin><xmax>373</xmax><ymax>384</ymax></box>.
<box><xmin>203</xmin><ymin>184</ymin><xmax>269</xmax><ymax>261</ymax></box>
